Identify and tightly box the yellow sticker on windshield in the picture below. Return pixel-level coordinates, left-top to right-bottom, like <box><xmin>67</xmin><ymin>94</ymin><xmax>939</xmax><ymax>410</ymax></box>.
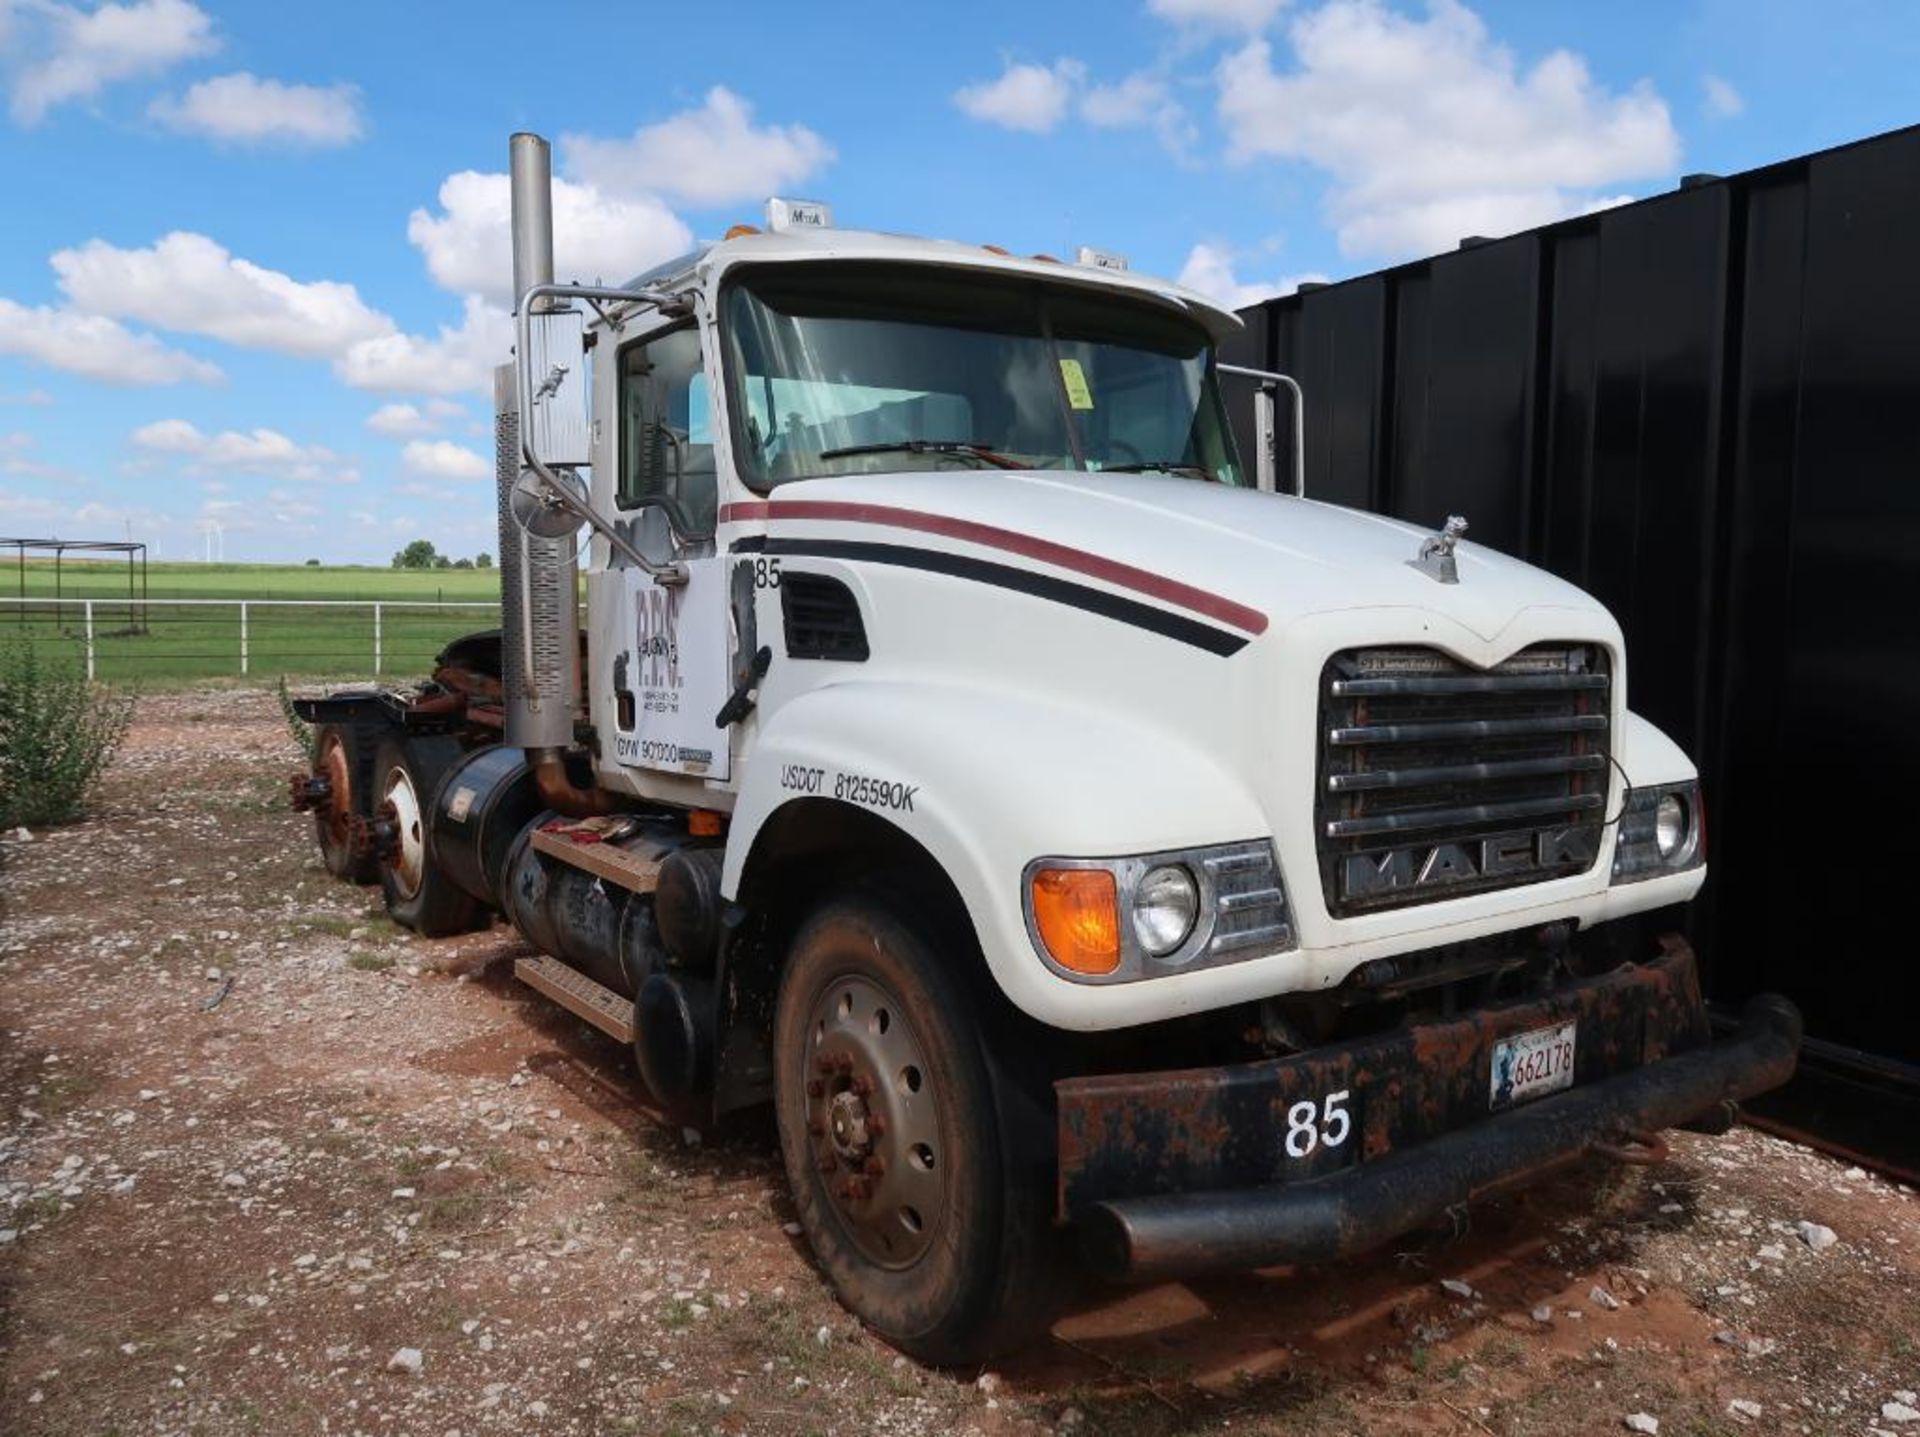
<box><xmin>1059</xmin><ymin>358</ymin><xmax>1095</xmax><ymax>410</ymax></box>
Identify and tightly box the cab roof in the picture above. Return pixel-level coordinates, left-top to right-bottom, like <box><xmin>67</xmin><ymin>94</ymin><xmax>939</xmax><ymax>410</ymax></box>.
<box><xmin>618</xmin><ymin>225</ymin><xmax>1244</xmax><ymax>342</ymax></box>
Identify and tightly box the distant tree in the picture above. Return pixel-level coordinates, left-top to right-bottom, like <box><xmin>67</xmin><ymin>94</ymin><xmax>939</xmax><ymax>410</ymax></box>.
<box><xmin>433</xmin><ymin>554</ymin><xmax>452</xmax><ymax>569</ymax></box>
<box><xmin>453</xmin><ymin>557</ymin><xmax>474</xmax><ymax>569</ymax></box>
<box><xmin>392</xmin><ymin>539</ymin><xmax>440</xmax><ymax>570</ymax></box>
<box><xmin>305</xmin><ymin>558</ymin><xmax>320</xmax><ymax>566</ymax></box>
<box><xmin>475</xmin><ymin>552</ymin><xmax>493</xmax><ymax>569</ymax></box>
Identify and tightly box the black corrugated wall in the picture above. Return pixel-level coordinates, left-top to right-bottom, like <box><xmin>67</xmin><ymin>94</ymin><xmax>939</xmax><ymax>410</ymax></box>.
<box><xmin>1226</xmin><ymin>123</ymin><xmax>1920</xmax><ymax>1173</ymax></box>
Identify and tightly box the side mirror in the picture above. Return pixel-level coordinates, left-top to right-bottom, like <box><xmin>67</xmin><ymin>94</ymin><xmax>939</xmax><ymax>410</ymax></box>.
<box><xmin>521</xmin><ymin>308</ymin><xmax>591</xmax><ymax>469</ymax></box>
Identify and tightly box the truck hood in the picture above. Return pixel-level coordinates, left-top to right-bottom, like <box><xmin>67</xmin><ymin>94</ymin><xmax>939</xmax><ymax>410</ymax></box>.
<box><xmin>760</xmin><ymin>469</ymin><xmax>1609</xmax><ymax>652</ymax></box>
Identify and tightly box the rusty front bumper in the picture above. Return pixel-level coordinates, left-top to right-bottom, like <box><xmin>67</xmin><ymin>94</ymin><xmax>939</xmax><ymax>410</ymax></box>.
<box><xmin>1058</xmin><ymin>937</ymin><xmax>1801</xmax><ymax>1282</ymax></box>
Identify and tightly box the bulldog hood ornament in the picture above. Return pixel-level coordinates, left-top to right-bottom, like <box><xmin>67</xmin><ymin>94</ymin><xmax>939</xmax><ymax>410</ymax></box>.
<box><xmin>1409</xmin><ymin>515</ymin><xmax>1469</xmax><ymax>584</ymax></box>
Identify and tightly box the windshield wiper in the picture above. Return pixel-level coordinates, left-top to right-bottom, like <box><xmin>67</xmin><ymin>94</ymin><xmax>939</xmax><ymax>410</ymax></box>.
<box><xmin>1101</xmin><ymin>460</ymin><xmax>1216</xmax><ymax>480</ymax></box>
<box><xmin>815</xmin><ymin>439</ymin><xmax>1023</xmax><ymax>470</ymax></box>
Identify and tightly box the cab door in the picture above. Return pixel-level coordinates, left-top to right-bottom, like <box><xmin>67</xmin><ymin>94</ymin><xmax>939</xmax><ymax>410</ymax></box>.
<box><xmin>601</xmin><ymin>318</ymin><xmax>731</xmax><ymax>783</ymax></box>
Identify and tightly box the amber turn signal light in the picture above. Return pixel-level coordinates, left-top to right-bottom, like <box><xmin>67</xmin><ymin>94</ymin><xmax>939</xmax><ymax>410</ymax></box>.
<box><xmin>1030</xmin><ymin>868</ymin><xmax>1120</xmax><ymax>976</ymax></box>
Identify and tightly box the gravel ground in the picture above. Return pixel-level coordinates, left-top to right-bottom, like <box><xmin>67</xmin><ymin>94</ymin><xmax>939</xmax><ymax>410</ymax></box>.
<box><xmin>1</xmin><ymin>687</ymin><xmax>1915</xmax><ymax>1436</ymax></box>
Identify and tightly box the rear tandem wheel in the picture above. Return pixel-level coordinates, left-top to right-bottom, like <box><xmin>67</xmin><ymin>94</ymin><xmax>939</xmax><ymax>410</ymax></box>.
<box><xmin>372</xmin><ymin>732</ymin><xmax>482</xmax><ymax>937</ymax></box>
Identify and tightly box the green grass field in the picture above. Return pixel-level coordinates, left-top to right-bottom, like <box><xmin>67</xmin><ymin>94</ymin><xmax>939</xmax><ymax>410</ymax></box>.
<box><xmin>6</xmin><ymin>557</ymin><xmax>501</xmax><ymax>602</ymax></box>
<box><xmin>2</xmin><ymin>559</ymin><xmax>503</xmax><ymax>686</ymax></box>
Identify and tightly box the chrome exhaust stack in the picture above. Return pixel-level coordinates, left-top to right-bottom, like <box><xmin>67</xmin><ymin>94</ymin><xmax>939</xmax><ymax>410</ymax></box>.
<box><xmin>499</xmin><ymin>131</ymin><xmax>594</xmax><ymax>801</ymax></box>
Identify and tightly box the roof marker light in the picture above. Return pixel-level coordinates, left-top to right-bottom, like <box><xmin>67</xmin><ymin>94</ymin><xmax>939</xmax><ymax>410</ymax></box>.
<box><xmin>1075</xmin><ymin>245</ymin><xmax>1129</xmax><ymax>272</ymax></box>
<box><xmin>765</xmin><ymin>198</ymin><xmax>833</xmax><ymax>232</ymax></box>
<box><xmin>723</xmin><ymin>223</ymin><xmax>761</xmax><ymax>240</ymax></box>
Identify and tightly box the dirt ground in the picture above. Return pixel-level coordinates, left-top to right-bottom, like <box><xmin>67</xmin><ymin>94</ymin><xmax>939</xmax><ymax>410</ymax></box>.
<box><xmin>2</xmin><ymin>688</ymin><xmax>1916</xmax><ymax>1437</ymax></box>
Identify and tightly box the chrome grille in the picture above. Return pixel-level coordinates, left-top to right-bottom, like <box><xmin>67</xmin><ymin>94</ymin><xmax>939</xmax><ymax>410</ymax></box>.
<box><xmin>1316</xmin><ymin>644</ymin><xmax>1612</xmax><ymax>915</ymax></box>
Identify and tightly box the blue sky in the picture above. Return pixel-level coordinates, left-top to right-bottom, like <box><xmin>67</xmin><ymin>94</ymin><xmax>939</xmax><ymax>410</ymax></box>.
<box><xmin>1</xmin><ymin>0</ymin><xmax>1915</xmax><ymax>565</ymax></box>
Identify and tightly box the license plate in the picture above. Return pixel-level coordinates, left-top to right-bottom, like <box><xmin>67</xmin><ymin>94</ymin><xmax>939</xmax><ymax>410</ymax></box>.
<box><xmin>1490</xmin><ymin>1021</ymin><xmax>1576</xmax><ymax>1110</ymax></box>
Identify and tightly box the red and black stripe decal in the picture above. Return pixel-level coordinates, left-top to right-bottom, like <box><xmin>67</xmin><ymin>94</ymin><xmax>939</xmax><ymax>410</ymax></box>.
<box><xmin>721</xmin><ymin>499</ymin><xmax>1265</xmax><ymax>657</ymax></box>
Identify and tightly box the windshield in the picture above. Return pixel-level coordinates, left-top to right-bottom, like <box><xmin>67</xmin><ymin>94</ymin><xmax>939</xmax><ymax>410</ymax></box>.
<box><xmin>720</xmin><ymin>261</ymin><xmax>1243</xmax><ymax>490</ymax></box>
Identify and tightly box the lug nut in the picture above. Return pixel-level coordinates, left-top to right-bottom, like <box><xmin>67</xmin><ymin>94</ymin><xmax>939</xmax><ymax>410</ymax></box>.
<box><xmin>806</xmin><ymin>1079</ymin><xmax>825</xmax><ymax>1098</ymax></box>
<box><xmin>849</xmin><ymin>1075</ymin><xmax>873</xmax><ymax>1097</ymax></box>
<box><xmin>863</xmin><ymin>1155</ymin><xmax>885</xmax><ymax>1176</ymax></box>
<box><xmin>865</xmin><ymin>1112</ymin><xmax>886</xmax><ymax>1137</ymax></box>
<box><xmin>815</xmin><ymin>1056</ymin><xmax>836</xmax><ymax>1076</ymax></box>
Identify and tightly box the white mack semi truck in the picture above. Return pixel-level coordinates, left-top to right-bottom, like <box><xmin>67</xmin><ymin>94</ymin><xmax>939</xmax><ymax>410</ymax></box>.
<box><xmin>291</xmin><ymin>133</ymin><xmax>1800</xmax><ymax>1363</ymax></box>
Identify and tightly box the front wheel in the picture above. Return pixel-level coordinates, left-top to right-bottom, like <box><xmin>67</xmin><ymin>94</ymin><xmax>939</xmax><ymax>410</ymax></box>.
<box><xmin>773</xmin><ymin>895</ymin><xmax>1055</xmax><ymax>1365</ymax></box>
<box><xmin>373</xmin><ymin>733</ymin><xmax>480</xmax><ymax>938</ymax></box>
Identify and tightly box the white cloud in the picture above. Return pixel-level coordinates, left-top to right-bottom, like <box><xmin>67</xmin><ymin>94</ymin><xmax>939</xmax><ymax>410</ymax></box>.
<box><xmin>1078</xmin><ymin>70</ymin><xmax>1198</xmax><ymax>158</ymax></box>
<box><xmin>264</xmin><ymin>487</ymin><xmax>320</xmax><ymax>522</ymax></box>
<box><xmin>5</xmin><ymin>0</ymin><xmax>216</xmax><ymax>124</ymax></box>
<box><xmin>366</xmin><ymin>402</ymin><xmax>434</xmax><ymax>437</ymax></box>
<box><xmin>406</xmin><ymin>171</ymin><xmax>692</xmax><ymax>306</ymax></box>
<box><xmin>1176</xmin><ymin>242</ymin><xmax>1327</xmax><ymax>308</ymax></box>
<box><xmin>0</xmin><ymin>296</ymin><xmax>221</xmax><ymax>384</ymax></box>
<box><xmin>0</xmin><ymin>429</ymin><xmax>72</xmax><ymax>478</ymax></box>
<box><xmin>51</xmin><ymin>231</ymin><xmax>395</xmax><ymax>360</ymax></box>
<box><xmin>561</xmin><ymin>87</ymin><xmax>834</xmax><ymax>209</ymax></box>
<box><xmin>130</xmin><ymin>416</ymin><xmax>354</xmax><ymax>480</ymax></box>
<box><xmin>1216</xmin><ymin>0</ymin><xmax>1679</xmax><ymax>259</ymax></box>
<box><xmin>128</xmin><ymin>416</ymin><xmax>203</xmax><ymax>452</ymax></box>
<box><xmin>0</xmin><ymin>387</ymin><xmax>54</xmax><ymax>406</ymax></box>
<box><xmin>1148</xmin><ymin>0</ymin><xmax>1289</xmax><ymax>33</ymax></box>
<box><xmin>1081</xmin><ymin>73</ymin><xmax>1170</xmax><ymax>128</ymax></box>
<box><xmin>0</xmin><ymin>489</ymin><xmax>68</xmax><ymax>524</ymax></box>
<box><xmin>955</xmin><ymin>59</ymin><xmax>1085</xmax><ymax>134</ymax></box>
<box><xmin>401</xmin><ymin>438</ymin><xmax>488</xmax><ymax>480</ymax></box>
<box><xmin>396</xmin><ymin>479</ymin><xmax>465</xmax><ymax>502</ymax></box>
<box><xmin>149</xmin><ymin>71</ymin><xmax>364</xmax><ymax>147</ymax></box>
<box><xmin>1702</xmin><ymin>74</ymin><xmax>1744</xmax><ymax>119</ymax></box>
<box><xmin>336</xmin><ymin>295</ymin><xmax>511</xmax><ymax>396</ymax></box>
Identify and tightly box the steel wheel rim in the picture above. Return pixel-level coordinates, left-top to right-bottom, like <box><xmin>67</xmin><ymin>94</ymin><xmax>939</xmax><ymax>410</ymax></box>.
<box><xmin>315</xmin><ymin>732</ymin><xmax>352</xmax><ymax>853</ymax></box>
<box><xmin>803</xmin><ymin>973</ymin><xmax>945</xmax><ymax>1269</ymax></box>
<box><xmin>383</xmin><ymin>764</ymin><xmax>426</xmax><ymax>900</ymax></box>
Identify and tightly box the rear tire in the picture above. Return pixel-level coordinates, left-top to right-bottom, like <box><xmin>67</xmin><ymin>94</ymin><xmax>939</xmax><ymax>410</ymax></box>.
<box><xmin>773</xmin><ymin>893</ymin><xmax>1056</xmax><ymax>1365</ymax></box>
<box><xmin>373</xmin><ymin>733</ymin><xmax>480</xmax><ymax>937</ymax></box>
<box><xmin>311</xmin><ymin>724</ymin><xmax>376</xmax><ymax>884</ymax></box>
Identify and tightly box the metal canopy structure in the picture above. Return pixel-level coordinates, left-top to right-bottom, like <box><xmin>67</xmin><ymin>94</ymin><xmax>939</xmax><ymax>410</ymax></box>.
<box><xmin>4</xmin><ymin>536</ymin><xmax>149</xmax><ymax>629</ymax></box>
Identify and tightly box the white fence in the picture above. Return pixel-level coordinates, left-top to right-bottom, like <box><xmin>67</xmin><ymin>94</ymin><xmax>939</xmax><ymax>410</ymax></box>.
<box><xmin>2</xmin><ymin>596</ymin><xmax>500</xmax><ymax>682</ymax></box>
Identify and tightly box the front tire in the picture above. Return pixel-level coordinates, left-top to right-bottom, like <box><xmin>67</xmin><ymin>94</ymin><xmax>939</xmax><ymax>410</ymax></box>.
<box><xmin>373</xmin><ymin>733</ymin><xmax>480</xmax><ymax>938</ymax></box>
<box><xmin>773</xmin><ymin>894</ymin><xmax>1055</xmax><ymax>1365</ymax></box>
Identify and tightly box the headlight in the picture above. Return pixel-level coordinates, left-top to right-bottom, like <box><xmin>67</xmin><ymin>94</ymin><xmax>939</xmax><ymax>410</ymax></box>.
<box><xmin>1025</xmin><ymin>841</ymin><xmax>1294</xmax><ymax>984</ymax></box>
<box><xmin>1132</xmin><ymin>865</ymin><xmax>1198</xmax><ymax>956</ymax></box>
<box><xmin>1653</xmin><ymin>793</ymin><xmax>1688</xmax><ymax>858</ymax></box>
<box><xmin>1612</xmin><ymin>782</ymin><xmax>1704</xmax><ymax>884</ymax></box>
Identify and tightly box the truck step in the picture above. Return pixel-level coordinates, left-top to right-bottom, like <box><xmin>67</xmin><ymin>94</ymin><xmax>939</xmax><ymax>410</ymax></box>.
<box><xmin>514</xmin><ymin>955</ymin><xmax>635</xmax><ymax>1044</ymax></box>
<box><xmin>530</xmin><ymin>822</ymin><xmax>662</xmax><ymax>893</ymax></box>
